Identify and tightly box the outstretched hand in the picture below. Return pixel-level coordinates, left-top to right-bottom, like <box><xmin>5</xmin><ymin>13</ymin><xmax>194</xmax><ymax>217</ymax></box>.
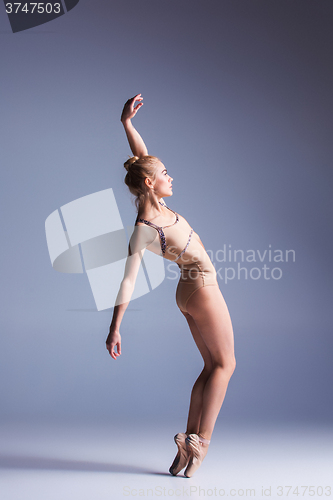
<box><xmin>106</xmin><ymin>329</ymin><xmax>122</xmax><ymax>360</ymax></box>
<box><xmin>121</xmin><ymin>94</ymin><xmax>143</xmax><ymax>123</ymax></box>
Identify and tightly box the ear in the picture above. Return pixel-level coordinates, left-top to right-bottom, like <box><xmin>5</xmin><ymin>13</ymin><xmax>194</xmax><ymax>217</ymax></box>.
<box><xmin>144</xmin><ymin>177</ymin><xmax>154</xmax><ymax>189</ymax></box>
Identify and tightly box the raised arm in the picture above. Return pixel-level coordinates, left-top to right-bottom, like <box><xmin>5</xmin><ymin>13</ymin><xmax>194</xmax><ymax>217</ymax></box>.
<box><xmin>121</xmin><ymin>94</ymin><xmax>148</xmax><ymax>158</ymax></box>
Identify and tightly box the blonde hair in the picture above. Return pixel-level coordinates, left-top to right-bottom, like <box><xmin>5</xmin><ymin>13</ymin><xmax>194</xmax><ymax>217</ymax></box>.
<box><xmin>124</xmin><ymin>155</ymin><xmax>160</xmax><ymax>210</ymax></box>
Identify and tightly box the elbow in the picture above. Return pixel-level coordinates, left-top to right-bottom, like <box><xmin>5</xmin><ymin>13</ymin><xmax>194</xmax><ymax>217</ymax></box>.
<box><xmin>115</xmin><ymin>278</ymin><xmax>136</xmax><ymax>307</ymax></box>
<box><xmin>121</xmin><ymin>277</ymin><xmax>136</xmax><ymax>291</ymax></box>
<box><xmin>137</xmin><ymin>146</ymin><xmax>148</xmax><ymax>158</ymax></box>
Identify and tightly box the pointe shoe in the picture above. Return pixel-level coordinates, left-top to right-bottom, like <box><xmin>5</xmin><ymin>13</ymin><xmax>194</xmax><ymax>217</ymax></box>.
<box><xmin>169</xmin><ymin>433</ymin><xmax>189</xmax><ymax>475</ymax></box>
<box><xmin>184</xmin><ymin>434</ymin><xmax>210</xmax><ymax>478</ymax></box>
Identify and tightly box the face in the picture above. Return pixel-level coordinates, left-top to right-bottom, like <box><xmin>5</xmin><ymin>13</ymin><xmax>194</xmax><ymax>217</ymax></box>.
<box><xmin>148</xmin><ymin>161</ymin><xmax>173</xmax><ymax>198</ymax></box>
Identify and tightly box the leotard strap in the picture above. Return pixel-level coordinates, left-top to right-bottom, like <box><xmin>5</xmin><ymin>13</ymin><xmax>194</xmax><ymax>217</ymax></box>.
<box><xmin>136</xmin><ymin>202</ymin><xmax>193</xmax><ymax>259</ymax></box>
<box><xmin>175</xmin><ymin>229</ymin><xmax>193</xmax><ymax>261</ymax></box>
<box><xmin>136</xmin><ymin>201</ymin><xmax>179</xmax><ymax>254</ymax></box>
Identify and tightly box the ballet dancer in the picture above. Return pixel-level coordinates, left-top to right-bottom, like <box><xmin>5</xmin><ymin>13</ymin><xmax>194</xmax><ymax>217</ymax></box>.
<box><xmin>106</xmin><ymin>94</ymin><xmax>236</xmax><ymax>477</ymax></box>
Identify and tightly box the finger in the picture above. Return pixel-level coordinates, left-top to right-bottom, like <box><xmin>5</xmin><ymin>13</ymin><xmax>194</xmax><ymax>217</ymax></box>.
<box><xmin>129</xmin><ymin>94</ymin><xmax>142</xmax><ymax>103</ymax></box>
<box><xmin>111</xmin><ymin>341</ymin><xmax>121</xmax><ymax>358</ymax></box>
<box><xmin>107</xmin><ymin>342</ymin><xmax>116</xmax><ymax>359</ymax></box>
<box><xmin>132</xmin><ymin>95</ymin><xmax>143</xmax><ymax>105</ymax></box>
<box><xmin>133</xmin><ymin>103</ymin><xmax>143</xmax><ymax>112</ymax></box>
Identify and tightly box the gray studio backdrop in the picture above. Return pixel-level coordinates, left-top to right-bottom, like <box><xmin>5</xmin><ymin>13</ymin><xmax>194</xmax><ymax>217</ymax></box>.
<box><xmin>1</xmin><ymin>0</ymin><xmax>332</xmax><ymax>426</ymax></box>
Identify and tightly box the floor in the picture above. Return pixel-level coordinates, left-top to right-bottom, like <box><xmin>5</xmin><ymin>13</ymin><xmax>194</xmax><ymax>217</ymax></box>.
<box><xmin>0</xmin><ymin>421</ymin><xmax>332</xmax><ymax>500</ymax></box>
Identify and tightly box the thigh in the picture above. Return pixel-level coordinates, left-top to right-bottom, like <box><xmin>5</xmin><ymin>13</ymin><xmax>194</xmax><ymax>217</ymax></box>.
<box><xmin>181</xmin><ymin>310</ymin><xmax>213</xmax><ymax>371</ymax></box>
<box><xmin>186</xmin><ymin>285</ymin><xmax>235</xmax><ymax>366</ymax></box>
<box><xmin>176</xmin><ymin>277</ymin><xmax>202</xmax><ymax>314</ymax></box>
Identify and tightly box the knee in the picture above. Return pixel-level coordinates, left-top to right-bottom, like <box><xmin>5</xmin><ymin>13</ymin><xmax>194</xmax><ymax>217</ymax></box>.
<box><xmin>214</xmin><ymin>356</ymin><xmax>236</xmax><ymax>377</ymax></box>
<box><xmin>229</xmin><ymin>356</ymin><xmax>236</xmax><ymax>376</ymax></box>
<box><xmin>201</xmin><ymin>365</ymin><xmax>213</xmax><ymax>380</ymax></box>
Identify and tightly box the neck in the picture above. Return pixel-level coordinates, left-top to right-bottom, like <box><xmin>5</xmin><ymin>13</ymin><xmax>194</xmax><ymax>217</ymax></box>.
<box><xmin>138</xmin><ymin>197</ymin><xmax>165</xmax><ymax>218</ymax></box>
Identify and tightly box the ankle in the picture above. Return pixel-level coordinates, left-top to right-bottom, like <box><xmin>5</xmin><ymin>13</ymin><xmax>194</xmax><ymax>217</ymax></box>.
<box><xmin>198</xmin><ymin>434</ymin><xmax>211</xmax><ymax>446</ymax></box>
<box><xmin>185</xmin><ymin>429</ymin><xmax>195</xmax><ymax>435</ymax></box>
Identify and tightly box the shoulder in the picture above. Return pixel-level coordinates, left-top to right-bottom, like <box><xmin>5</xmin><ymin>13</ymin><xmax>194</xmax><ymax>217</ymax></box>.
<box><xmin>130</xmin><ymin>223</ymin><xmax>158</xmax><ymax>250</ymax></box>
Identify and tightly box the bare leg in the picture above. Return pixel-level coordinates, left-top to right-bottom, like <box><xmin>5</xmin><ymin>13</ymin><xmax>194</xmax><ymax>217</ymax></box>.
<box><xmin>180</xmin><ymin>311</ymin><xmax>213</xmax><ymax>435</ymax></box>
<box><xmin>169</xmin><ymin>307</ymin><xmax>215</xmax><ymax>475</ymax></box>
<box><xmin>183</xmin><ymin>285</ymin><xmax>236</xmax><ymax>440</ymax></box>
<box><xmin>170</xmin><ymin>285</ymin><xmax>235</xmax><ymax>476</ymax></box>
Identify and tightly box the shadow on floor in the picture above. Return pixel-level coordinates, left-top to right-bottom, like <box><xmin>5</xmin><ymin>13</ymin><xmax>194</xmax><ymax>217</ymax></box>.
<box><xmin>0</xmin><ymin>454</ymin><xmax>161</xmax><ymax>475</ymax></box>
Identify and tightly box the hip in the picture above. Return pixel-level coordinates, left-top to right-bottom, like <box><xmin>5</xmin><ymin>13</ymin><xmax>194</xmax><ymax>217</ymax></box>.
<box><xmin>177</xmin><ymin>262</ymin><xmax>217</xmax><ymax>286</ymax></box>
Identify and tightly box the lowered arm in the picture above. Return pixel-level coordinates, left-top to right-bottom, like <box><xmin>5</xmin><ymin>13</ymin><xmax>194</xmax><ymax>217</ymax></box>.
<box><xmin>105</xmin><ymin>224</ymin><xmax>156</xmax><ymax>360</ymax></box>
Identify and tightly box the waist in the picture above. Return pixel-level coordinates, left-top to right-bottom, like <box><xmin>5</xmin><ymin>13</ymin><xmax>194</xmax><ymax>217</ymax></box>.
<box><xmin>177</xmin><ymin>261</ymin><xmax>217</xmax><ymax>281</ymax></box>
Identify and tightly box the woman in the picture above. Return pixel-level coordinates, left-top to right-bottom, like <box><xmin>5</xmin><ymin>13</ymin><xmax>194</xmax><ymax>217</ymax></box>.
<box><xmin>106</xmin><ymin>94</ymin><xmax>236</xmax><ymax>478</ymax></box>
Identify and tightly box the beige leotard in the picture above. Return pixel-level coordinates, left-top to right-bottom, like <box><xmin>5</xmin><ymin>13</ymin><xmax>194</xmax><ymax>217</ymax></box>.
<box><xmin>136</xmin><ymin>202</ymin><xmax>218</xmax><ymax>313</ymax></box>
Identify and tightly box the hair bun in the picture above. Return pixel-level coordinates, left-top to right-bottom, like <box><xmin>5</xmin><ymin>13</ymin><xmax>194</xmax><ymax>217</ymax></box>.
<box><xmin>124</xmin><ymin>156</ymin><xmax>139</xmax><ymax>172</ymax></box>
